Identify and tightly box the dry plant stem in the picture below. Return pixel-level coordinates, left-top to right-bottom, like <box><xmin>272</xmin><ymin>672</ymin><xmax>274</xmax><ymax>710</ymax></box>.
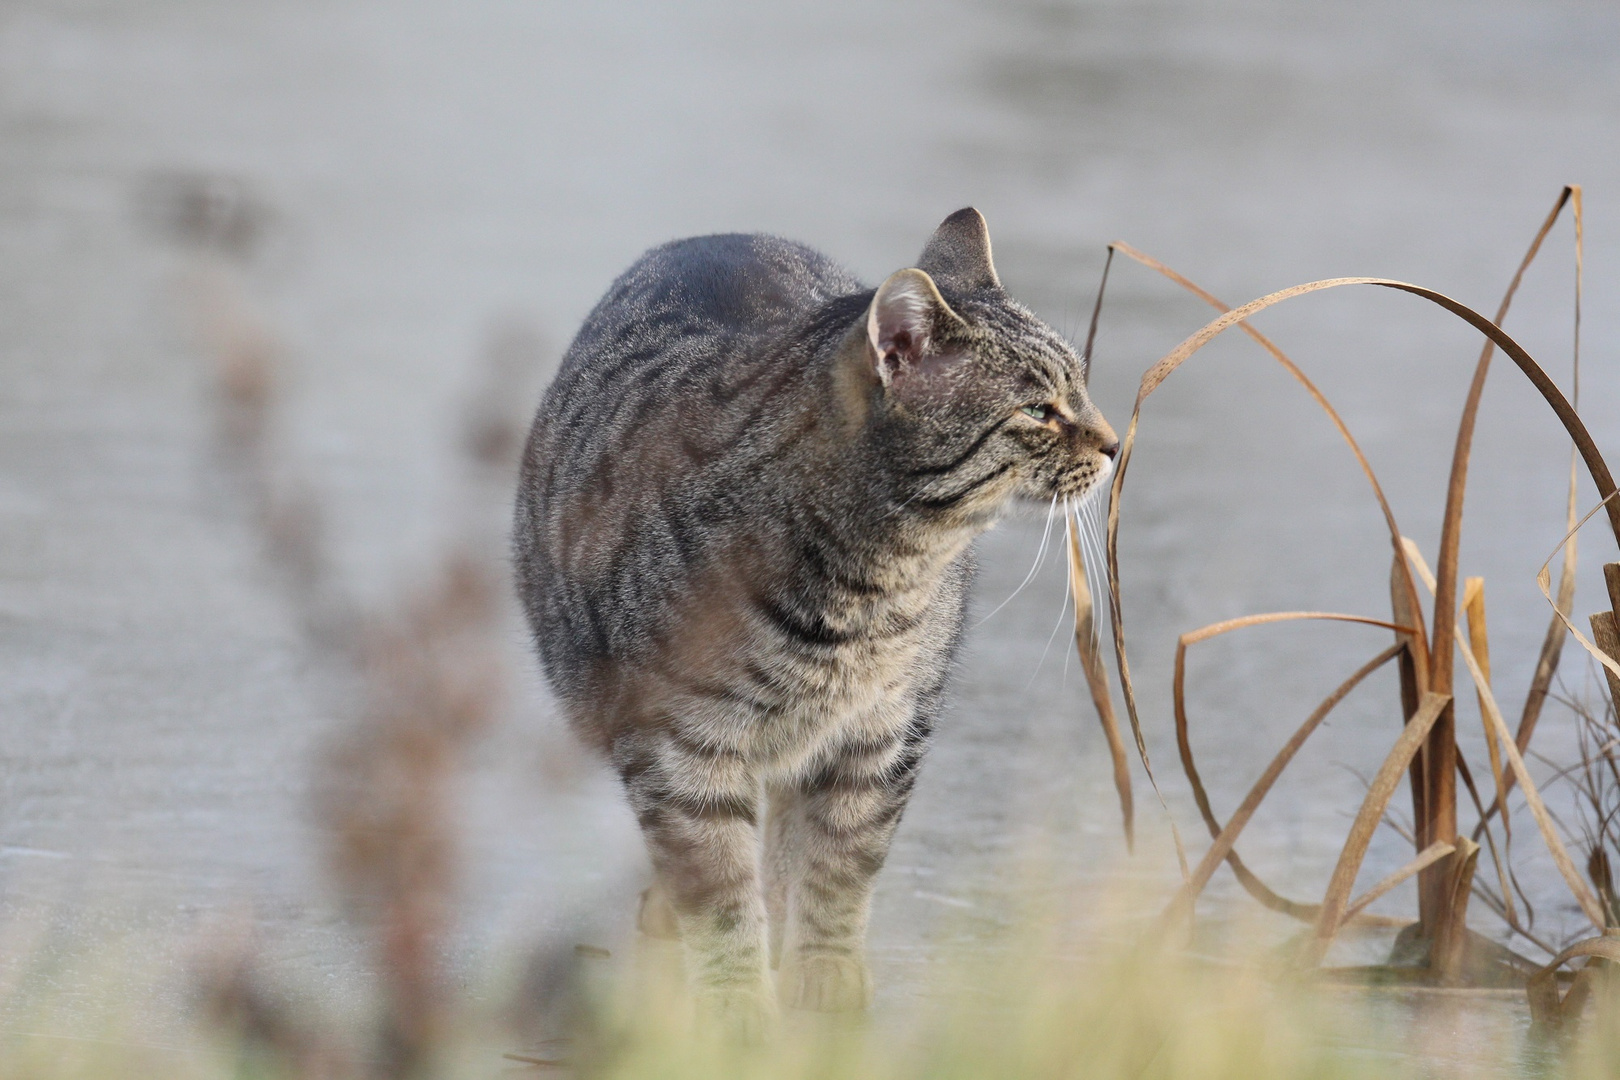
<box><xmin>1170</xmin><ymin>615</ymin><xmax>1409</xmax><ymax>914</ymax></box>
<box><xmin>1463</xmin><ymin>579</ymin><xmax>1510</xmax><ymax>848</ymax></box>
<box><xmin>1165</xmin><ymin>638</ymin><xmax>1404</xmax><ymax>925</ymax></box>
<box><xmin>1103</xmin><ymin>271</ymin><xmax>1620</xmax><ymax>925</ymax></box>
<box><xmin>1432</xmin><ymin>837</ymin><xmax>1482</xmax><ymax>986</ymax></box>
<box><xmin>1454</xmin><ymin>622</ymin><xmax>1608</xmax><ymax>927</ymax></box>
<box><xmin>1390</xmin><ymin>556</ymin><xmax>1431</xmax><ymax>878</ymax></box>
<box><xmin>1466</xmin><ymin>191</ymin><xmax>1583</xmax><ymax>834</ymax></box>
<box><xmin>1424</xmin><ymin>188</ymin><xmax>1578</xmax><ymax>937</ymax></box>
<box><xmin>1538</xmin><ymin>494</ymin><xmax>1620</xmax><ymax>689</ymax></box>
<box><xmin>1408</xmin><ymin>539</ymin><xmax>1562</xmax><ymax>939</ymax></box>
<box><xmin>1107</xmin><ymin>243</ymin><xmax>1430</xmax><ymax>670</ymax></box>
<box><xmin>1066</xmin><ymin>522</ymin><xmax>1133</xmax><ymax>849</ymax></box>
<box><xmin>1462</xmin><ymin>578</ymin><xmax>1522</xmax><ymax>934</ymax></box>
<box><xmin>1307</xmin><ymin>692</ymin><xmax>1450</xmax><ymax>964</ymax></box>
<box><xmin>1341</xmin><ymin>841</ymin><xmax>1455</xmax><ymax>924</ymax></box>
<box><xmin>1596</xmin><ymin>562</ymin><xmax>1620</xmax><ymax>718</ymax></box>
<box><xmin>1591</xmin><ymin>610</ymin><xmax>1620</xmax><ymax>722</ymax></box>
<box><xmin>1527</xmin><ymin>932</ymin><xmax>1620</xmax><ymax>1026</ymax></box>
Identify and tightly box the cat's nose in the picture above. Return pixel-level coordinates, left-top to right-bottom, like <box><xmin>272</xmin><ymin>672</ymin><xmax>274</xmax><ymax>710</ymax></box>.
<box><xmin>1098</xmin><ymin>437</ymin><xmax>1119</xmax><ymax>461</ymax></box>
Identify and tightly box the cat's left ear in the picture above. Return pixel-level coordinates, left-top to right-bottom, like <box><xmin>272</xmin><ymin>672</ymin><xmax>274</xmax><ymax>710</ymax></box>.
<box><xmin>917</xmin><ymin>207</ymin><xmax>1000</xmax><ymax>293</ymax></box>
<box><xmin>866</xmin><ymin>268</ymin><xmax>965</xmax><ymax>386</ymax></box>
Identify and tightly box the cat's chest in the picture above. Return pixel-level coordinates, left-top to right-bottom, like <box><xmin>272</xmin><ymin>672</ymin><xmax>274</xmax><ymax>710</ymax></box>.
<box><xmin>728</xmin><ymin>588</ymin><xmax>960</xmax><ymax>769</ymax></box>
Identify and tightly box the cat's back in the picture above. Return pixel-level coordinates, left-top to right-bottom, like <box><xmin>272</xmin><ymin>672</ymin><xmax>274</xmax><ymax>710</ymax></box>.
<box><xmin>558</xmin><ymin>232</ymin><xmax>860</xmax><ymax>376</ymax></box>
<box><xmin>514</xmin><ymin>232</ymin><xmax>864</xmax><ymax>695</ymax></box>
<box><xmin>532</xmin><ymin>232</ymin><xmax>861</xmax><ymax>486</ymax></box>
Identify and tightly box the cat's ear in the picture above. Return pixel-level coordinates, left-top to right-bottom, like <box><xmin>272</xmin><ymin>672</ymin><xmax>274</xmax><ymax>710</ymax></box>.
<box><xmin>866</xmin><ymin>268</ymin><xmax>964</xmax><ymax>385</ymax></box>
<box><xmin>916</xmin><ymin>207</ymin><xmax>1000</xmax><ymax>293</ymax></box>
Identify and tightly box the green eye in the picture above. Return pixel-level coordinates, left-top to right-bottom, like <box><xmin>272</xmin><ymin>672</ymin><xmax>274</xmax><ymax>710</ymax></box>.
<box><xmin>1020</xmin><ymin>404</ymin><xmax>1054</xmax><ymax>421</ymax></box>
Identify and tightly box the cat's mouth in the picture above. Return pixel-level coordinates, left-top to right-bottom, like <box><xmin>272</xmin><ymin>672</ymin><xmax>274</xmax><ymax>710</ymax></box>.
<box><xmin>1017</xmin><ymin>448</ymin><xmax>1116</xmax><ymax>506</ymax></box>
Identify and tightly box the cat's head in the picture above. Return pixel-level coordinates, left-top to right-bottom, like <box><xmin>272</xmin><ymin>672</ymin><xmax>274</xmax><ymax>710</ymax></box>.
<box><xmin>854</xmin><ymin>208</ymin><xmax>1117</xmax><ymax>521</ymax></box>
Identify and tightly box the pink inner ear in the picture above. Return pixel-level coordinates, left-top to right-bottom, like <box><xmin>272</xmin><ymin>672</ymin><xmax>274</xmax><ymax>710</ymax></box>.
<box><xmin>869</xmin><ymin>271</ymin><xmax>948</xmax><ymax>382</ymax></box>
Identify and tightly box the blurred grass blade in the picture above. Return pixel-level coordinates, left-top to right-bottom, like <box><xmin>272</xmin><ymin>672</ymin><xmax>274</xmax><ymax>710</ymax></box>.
<box><xmin>1308</xmin><ymin>691</ymin><xmax>1449</xmax><ymax>963</ymax></box>
<box><xmin>1067</xmin><ymin>520</ymin><xmax>1134</xmax><ymax>851</ymax></box>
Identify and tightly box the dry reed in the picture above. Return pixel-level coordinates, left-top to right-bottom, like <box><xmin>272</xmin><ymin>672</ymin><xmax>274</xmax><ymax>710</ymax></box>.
<box><xmin>1067</xmin><ymin>185</ymin><xmax>1620</xmax><ymax>1023</ymax></box>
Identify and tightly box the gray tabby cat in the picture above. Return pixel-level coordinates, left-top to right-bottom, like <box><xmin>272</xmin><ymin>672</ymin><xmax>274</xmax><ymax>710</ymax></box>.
<box><xmin>513</xmin><ymin>209</ymin><xmax>1116</xmax><ymax>1028</ymax></box>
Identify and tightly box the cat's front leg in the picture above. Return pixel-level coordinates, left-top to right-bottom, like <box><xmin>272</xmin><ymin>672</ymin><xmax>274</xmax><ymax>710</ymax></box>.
<box><xmin>618</xmin><ymin>734</ymin><xmax>775</xmax><ymax>1035</ymax></box>
<box><xmin>763</xmin><ymin>780</ymin><xmax>804</xmax><ymax>969</ymax></box>
<box><xmin>780</xmin><ymin>721</ymin><xmax>930</xmax><ymax>1012</ymax></box>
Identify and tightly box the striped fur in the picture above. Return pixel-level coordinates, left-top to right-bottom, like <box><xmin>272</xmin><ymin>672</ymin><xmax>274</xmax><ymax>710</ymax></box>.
<box><xmin>513</xmin><ymin>209</ymin><xmax>1116</xmax><ymax>1025</ymax></box>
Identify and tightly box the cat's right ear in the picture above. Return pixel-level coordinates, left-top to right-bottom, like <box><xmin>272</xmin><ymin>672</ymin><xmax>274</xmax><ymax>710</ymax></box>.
<box><xmin>865</xmin><ymin>268</ymin><xmax>963</xmax><ymax>386</ymax></box>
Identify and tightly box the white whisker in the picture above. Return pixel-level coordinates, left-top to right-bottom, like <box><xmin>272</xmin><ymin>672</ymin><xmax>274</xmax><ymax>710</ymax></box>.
<box><xmin>1077</xmin><ymin>497</ymin><xmax>1109</xmax><ymax>652</ymax></box>
<box><xmin>974</xmin><ymin>491</ymin><xmax>1060</xmax><ymax>629</ymax></box>
<box><xmin>1073</xmin><ymin>506</ymin><xmax>1100</xmax><ymax>653</ymax></box>
<box><xmin>1026</xmin><ymin>521</ymin><xmax>1075</xmax><ymax>690</ymax></box>
<box><xmin>1060</xmin><ymin>505</ymin><xmax>1076</xmax><ymax>688</ymax></box>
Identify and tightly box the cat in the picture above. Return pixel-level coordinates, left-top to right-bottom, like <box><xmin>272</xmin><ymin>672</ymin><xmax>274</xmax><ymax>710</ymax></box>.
<box><xmin>513</xmin><ymin>208</ymin><xmax>1117</xmax><ymax>1030</ymax></box>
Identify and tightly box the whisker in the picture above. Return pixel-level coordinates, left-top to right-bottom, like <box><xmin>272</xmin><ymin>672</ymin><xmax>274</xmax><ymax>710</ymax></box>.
<box><xmin>1026</xmin><ymin>529</ymin><xmax>1075</xmax><ymax>690</ymax></box>
<box><xmin>975</xmin><ymin>491</ymin><xmax>1061</xmax><ymax>628</ymax></box>
<box><xmin>1070</xmin><ymin>500</ymin><xmax>1101</xmax><ymax>648</ymax></box>
<box><xmin>1082</xmin><ymin>497</ymin><xmax>1111</xmax><ymax>651</ymax></box>
<box><xmin>1060</xmin><ymin>503</ymin><xmax>1076</xmax><ymax>688</ymax></box>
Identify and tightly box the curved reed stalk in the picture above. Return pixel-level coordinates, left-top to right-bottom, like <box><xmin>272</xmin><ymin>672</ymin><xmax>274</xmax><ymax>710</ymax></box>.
<box><xmin>1165</xmin><ymin>631</ymin><xmax>1406</xmax><ymax>925</ymax></box>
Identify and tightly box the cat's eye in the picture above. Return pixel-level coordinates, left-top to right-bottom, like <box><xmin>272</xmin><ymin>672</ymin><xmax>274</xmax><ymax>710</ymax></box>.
<box><xmin>1020</xmin><ymin>403</ymin><xmax>1056</xmax><ymax>422</ymax></box>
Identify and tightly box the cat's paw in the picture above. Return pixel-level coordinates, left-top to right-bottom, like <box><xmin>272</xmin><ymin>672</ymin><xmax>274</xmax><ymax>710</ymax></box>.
<box><xmin>637</xmin><ymin>884</ymin><xmax>680</xmax><ymax>940</ymax></box>
<box><xmin>694</xmin><ymin>985</ymin><xmax>778</xmax><ymax>1043</ymax></box>
<box><xmin>782</xmin><ymin>953</ymin><xmax>872</xmax><ymax>1012</ymax></box>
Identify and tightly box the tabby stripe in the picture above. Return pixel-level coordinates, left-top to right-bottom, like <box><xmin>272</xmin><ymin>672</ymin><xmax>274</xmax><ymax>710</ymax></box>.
<box><xmin>905</xmin><ymin>415</ymin><xmax>1012</xmax><ymax>477</ymax></box>
<box><xmin>914</xmin><ymin>459</ymin><xmax>1015</xmax><ymax>510</ymax></box>
<box><xmin>756</xmin><ymin>596</ymin><xmax>858</xmax><ymax>647</ymax></box>
<box><xmin>639</xmin><ymin>787</ymin><xmax>758</xmax><ymax>826</ymax></box>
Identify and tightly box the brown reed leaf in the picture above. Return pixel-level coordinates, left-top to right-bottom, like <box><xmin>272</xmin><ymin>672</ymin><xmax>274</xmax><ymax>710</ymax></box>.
<box><xmin>1461</xmin><ymin>577</ymin><xmax>1523</xmax><ymax>933</ymax></box>
<box><xmin>1067</xmin><ymin>520</ymin><xmax>1134</xmax><ymax>850</ymax></box>
<box><xmin>1424</xmin><ymin>189</ymin><xmax>1581</xmax><ymax>897</ymax></box>
<box><xmin>1431</xmin><ymin>185</ymin><xmax>1577</xmax><ymax>708</ymax></box>
<box><xmin>1537</xmin><ymin>494</ymin><xmax>1620</xmax><ymax>689</ymax></box>
<box><xmin>1401</xmin><ymin>535</ymin><xmax>1602</xmax><ymax>929</ymax></box>
<box><xmin>1463</xmin><ymin>578</ymin><xmax>1510</xmax><ymax>845</ymax></box>
<box><xmin>1593</xmin><ymin>613</ymin><xmax>1620</xmax><ymax>720</ymax></box>
<box><xmin>1526</xmin><ymin>932</ymin><xmax>1620</xmax><ymax>1027</ymax></box>
<box><xmin>1167</xmin><ymin>635</ymin><xmax>1405</xmax><ymax>924</ymax></box>
<box><xmin>1307</xmin><ymin>691</ymin><xmax>1450</xmax><ymax>963</ymax></box>
<box><xmin>1455</xmin><ymin>616</ymin><xmax>1608</xmax><ymax>928</ymax></box>
<box><xmin>1108</xmin><ymin>242</ymin><xmax>1429</xmax><ymax>666</ymax></box>
<box><xmin>1342</xmin><ymin>840</ymin><xmax>1456</xmax><ymax>924</ymax></box>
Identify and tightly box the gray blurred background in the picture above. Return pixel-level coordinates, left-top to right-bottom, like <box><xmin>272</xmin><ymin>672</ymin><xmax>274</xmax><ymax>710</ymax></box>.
<box><xmin>2</xmin><ymin>0</ymin><xmax>1618</xmax><ymax>1029</ymax></box>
